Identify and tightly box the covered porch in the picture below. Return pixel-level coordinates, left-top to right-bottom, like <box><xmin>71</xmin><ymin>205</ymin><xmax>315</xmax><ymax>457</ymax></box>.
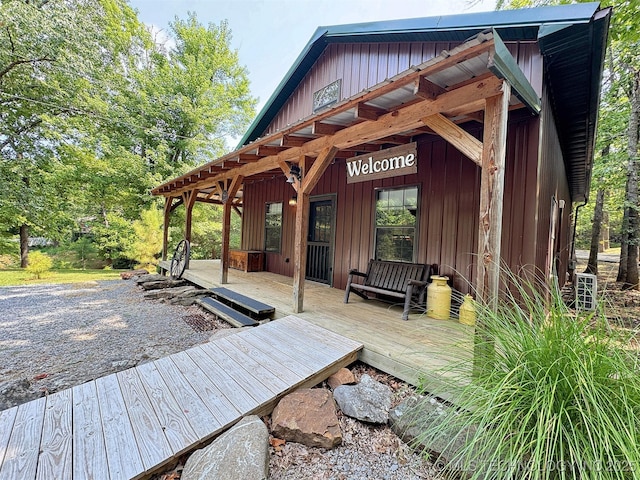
<box><xmin>159</xmin><ymin>259</ymin><xmax>473</xmax><ymax>390</ymax></box>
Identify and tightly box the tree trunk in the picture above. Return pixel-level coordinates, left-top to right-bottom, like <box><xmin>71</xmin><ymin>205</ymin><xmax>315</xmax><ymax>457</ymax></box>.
<box><xmin>19</xmin><ymin>224</ymin><xmax>29</xmax><ymax>268</ymax></box>
<box><xmin>622</xmin><ymin>69</ymin><xmax>640</xmax><ymax>290</ymax></box>
<box><xmin>618</xmin><ymin>201</ymin><xmax>629</xmax><ymax>281</ymax></box>
<box><xmin>585</xmin><ymin>188</ymin><xmax>604</xmax><ymax>275</ymax></box>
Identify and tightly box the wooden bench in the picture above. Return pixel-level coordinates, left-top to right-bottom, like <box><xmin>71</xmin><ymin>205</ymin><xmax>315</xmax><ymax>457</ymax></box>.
<box><xmin>344</xmin><ymin>260</ymin><xmax>438</xmax><ymax>320</ymax></box>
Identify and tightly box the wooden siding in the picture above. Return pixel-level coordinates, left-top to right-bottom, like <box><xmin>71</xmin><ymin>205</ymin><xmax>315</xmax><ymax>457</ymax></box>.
<box><xmin>242</xmin><ymin>113</ymin><xmax>542</xmax><ymax>293</ymax></box>
<box><xmin>266</xmin><ymin>41</ymin><xmax>542</xmax><ymax>135</ymax></box>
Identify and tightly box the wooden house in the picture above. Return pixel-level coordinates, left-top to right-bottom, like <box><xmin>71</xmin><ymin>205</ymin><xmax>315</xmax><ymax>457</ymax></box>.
<box><xmin>153</xmin><ymin>3</ymin><xmax>611</xmax><ymax>315</ymax></box>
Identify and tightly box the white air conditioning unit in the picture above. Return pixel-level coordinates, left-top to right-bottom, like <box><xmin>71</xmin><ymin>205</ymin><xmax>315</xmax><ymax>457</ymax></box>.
<box><xmin>575</xmin><ymin>273</ymin><xmax>597</xmax><ymax>310</ymax></box>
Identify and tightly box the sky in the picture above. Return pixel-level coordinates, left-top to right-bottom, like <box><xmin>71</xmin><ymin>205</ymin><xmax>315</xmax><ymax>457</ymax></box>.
<box><xmin>128</xmin><ymin>0</ymin><xmax>497</xmax><ymax>116</ymax></box>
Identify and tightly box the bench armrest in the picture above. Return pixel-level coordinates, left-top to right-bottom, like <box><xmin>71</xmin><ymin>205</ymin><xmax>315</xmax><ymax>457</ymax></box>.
<box><xmin>407</xmin><ymin>279</ymin><xmax>427</xmax><ymax>287</ymax></box>
<box><xmin>347</xmin><ymin>269</ymin><xmax>367</xmax><ymax>278</ymax></box>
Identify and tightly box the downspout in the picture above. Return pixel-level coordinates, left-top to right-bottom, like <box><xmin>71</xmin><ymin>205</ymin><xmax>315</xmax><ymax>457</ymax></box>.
<box><xmin>569</xmin><ymin>199</ymin><xmax>588</xmax><ymax>282</ymax></box>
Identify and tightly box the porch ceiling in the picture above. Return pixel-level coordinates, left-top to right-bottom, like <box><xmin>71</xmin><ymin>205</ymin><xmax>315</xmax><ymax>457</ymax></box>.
<box><xmin>151</xmin><ymin>30</ymin><xmax>536</xmax><ymax>203</ymax></box>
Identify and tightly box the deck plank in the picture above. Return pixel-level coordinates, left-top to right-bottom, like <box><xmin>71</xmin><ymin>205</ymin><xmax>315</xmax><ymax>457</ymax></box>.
<box><xmin>150</xmin><ymin>356</ymin><xmax>221</xmax><ymax>440</ymax></box>
<box><xmin>228</xmin><ymin>331</ymin><xmax>317</xmax><ymax>379</ymax></box>
<box><xmin>172</xmin><ymin>349</ymin><xmax>244</xmax><ymax>423</ymax></box>
<box><xmin>72</xmin><ymin>381</ymin><xmax>108</xmax><ymax>479</ymax></box>
<box><xmin>135</xmin><ymin>361</ymin><xmax>200</xmax><ymax>455</ymax></box>
<box><xmin>117</xmin><ymin>368</ymin><xmax>174</xmax><ymax>472</ymax></box>
<box><xmin>36</xmin><ymin>390</ymin><xmax>72</xmax><ymax>480</ymax></box>
<box><xmin>0</xmin><ymin>316</ymin><xmax>363</xmax><ymax>479</ymax></box>
<box><xmin>0</xmin><ymin>407</ymin><xmax>17</xmax><ymax>470</ymax></box>
<box><xmin>95</xmin><ymin>374</ymin><xmax>145</xmax><ymax>479</ymax></box>
<box><xmin>211</xmin><ymin>337</ymin><xmax>294</xmax><ymax>389</ymax></box>
<box><xmin>0</xmin><ymin>397</ymin><xmax>45</xmax><ymax>480</ymax></box>
<box><xmin>198</xmin><ymin>342</ymin><xmax>281</xmax><ymax>401</ymax></box>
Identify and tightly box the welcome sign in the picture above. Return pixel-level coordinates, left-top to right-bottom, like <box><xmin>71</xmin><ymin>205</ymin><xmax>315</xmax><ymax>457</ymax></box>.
<box><xmin>345</xmin><ymin>143</ymin><xmax>417</xmax><ymax>184</ymax></box>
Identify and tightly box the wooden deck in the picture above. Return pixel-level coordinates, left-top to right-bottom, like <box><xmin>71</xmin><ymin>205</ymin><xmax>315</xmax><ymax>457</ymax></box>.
<box><xmin>162</xmin><ymin>260</ymin><xmax>474</xmax><ymax>390</ymax></box>
<box><xmin>0</xmin><ymin>316</ymin><xmax>362</xmax><ymax>480</ymax></box>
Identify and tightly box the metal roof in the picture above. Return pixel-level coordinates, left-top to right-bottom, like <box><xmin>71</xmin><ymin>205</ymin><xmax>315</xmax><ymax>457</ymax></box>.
<box><xmin>237</xmin><ymin>2</ymin><xmax>611</xmax><ymax>201</ymax></box>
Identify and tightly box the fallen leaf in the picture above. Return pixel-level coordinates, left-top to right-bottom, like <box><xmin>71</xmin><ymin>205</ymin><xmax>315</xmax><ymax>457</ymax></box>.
<box><xmin>270</xmin><ymin>437</ymin><xmax>286</xmax><ymax>448</ymax></box>
<box><xmin>33</xmin><ymin>373</ymin><xmax>49</xmax><ymax>380</ymax></box>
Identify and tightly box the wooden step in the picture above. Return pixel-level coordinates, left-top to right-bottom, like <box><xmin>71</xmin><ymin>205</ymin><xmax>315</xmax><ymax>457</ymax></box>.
<box><xmin>210</xmin><ymin>287</ymin><xmax>275</xmax><ymax>319</ymax></box>
<box><xmin>197</xmin><ymin>297</ymin><xmax>259</xmax><ymax>327</ymax></box>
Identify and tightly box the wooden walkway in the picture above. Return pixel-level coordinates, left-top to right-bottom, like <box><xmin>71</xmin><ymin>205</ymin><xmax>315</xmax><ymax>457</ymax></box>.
<box><xmin>0</xmin><ymin>316</ymin><xmax>362</xmax><ymax>480</ymax></box>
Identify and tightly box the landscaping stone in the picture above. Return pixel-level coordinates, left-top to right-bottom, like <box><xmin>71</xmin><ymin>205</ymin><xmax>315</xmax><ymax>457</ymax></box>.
<box><xmin>182</xmin><ymin>415</ymin><xmax>269</xmax><ymax>480</ymax></box>
<box><xmin>143</xmin><ymin>285</ymin><xmax>194</xmax><ymax>300</ymax></box>
<box><xmin>271</xmin><ymin>388</ymin><xmax>342</xmax><ymax>449</ymax></box>
<box><xmin>169</xmin><ymin>288</ymin><xmax>209</xmax><ymax>305</ymax></box>
<box><xmin>139</xmin><ymin>278</ymin><xmax>187</xmax><ymax>290</ymax></box>
<box><xmin>389</xmin><ymin>395</ymin><xmax>478</xmax><ymax>478</ymax></box>
<box><xmin>333</xmin><ymin>374</ymin><xmax>391</xmax><ymax>424</ymax></box>
<box><xmin>120</xmin><ymin>269</ymin><xmax>149</xmax><ymax>280</ymax></box>
<box><xmin>133</xmin><ymin>273</ymin><xmax>166</xmax><ymax>284</ymax></box>
<box><xmin>327</xmin><ymin>367</ymin><xmax>355</xmax><ymax>389</ymax></box>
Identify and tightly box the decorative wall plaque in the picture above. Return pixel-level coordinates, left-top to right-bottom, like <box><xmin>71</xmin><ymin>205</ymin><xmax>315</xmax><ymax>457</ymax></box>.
<box><xmin>313</xmin><ymin>79</ymin><xmax>341</xmax><ymax>113</ymax></box>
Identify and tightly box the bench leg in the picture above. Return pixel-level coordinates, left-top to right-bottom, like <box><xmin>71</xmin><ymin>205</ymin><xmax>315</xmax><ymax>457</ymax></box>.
<box><xmin>344</xmin><ymin>275</ymin><xmax>353</xmax><ymax>303</ymax></box>
<box><xmin>402</xmin><ymin>284</ymin><xmax>415</xmax><ymax>321</ymax></box>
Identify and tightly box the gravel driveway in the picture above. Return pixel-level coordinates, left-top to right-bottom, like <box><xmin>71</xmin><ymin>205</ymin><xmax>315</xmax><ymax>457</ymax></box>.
<box><xmin>0</xmin><ymin>280</ymin><xmax>223</xmax><ymax>410</ymax></box>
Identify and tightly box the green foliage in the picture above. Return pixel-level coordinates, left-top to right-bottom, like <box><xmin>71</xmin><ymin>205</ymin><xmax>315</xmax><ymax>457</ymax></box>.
<box><xmin>92</xmin><ymin>214</ymin><xmax>136</xmax><ymax>265</ymax></box>
<box><xmin>70</xmin><ymin>237</ymin><xmax>98</xmax><ymax>269</ymax></box>
<box><xmin>126</xmin><ymin>207</ymin><xmax>163</xmax><ymax>270</ymax></box>
<box><xmin>0</xmin><ymin>268</ymin><xmax>122</xmax><ymax>286</ymax></box>
<box><xmin>412</xmin><ymin>278</ymin><xmax>640</xmax><ymax>480</ymax></box>
<box><xmin>25</xmin><ymin>251</ymin><xmax>53</xmax><ymax>279</ymax></box>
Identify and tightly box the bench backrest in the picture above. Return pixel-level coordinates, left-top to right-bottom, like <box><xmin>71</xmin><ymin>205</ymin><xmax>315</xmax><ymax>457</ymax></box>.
<box><xmin>364</xmin><ymin>260</ymin><xmax>428</xmax><ymax>293</ymax></box>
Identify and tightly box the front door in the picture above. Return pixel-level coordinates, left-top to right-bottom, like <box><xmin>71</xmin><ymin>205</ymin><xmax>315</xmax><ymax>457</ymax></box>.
<box><xmin>306</xmin><ymin>196</ymin><xmax>335</xmax><ymax>285</ymax></box>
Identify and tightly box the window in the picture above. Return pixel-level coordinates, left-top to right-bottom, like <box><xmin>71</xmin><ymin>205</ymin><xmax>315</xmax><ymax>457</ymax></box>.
<box><xmin>374</xmin><ymin>186</ymin><xmax>418</xmax><ymax>262</ymax></box>
<box><xmin>264</xmin><ymin>202</ymin><xmax>283</xmax><ymax>252</ymax></box>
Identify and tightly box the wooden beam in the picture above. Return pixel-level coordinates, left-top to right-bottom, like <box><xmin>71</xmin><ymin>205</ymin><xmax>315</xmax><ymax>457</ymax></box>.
<box><xmin>151</xmin><ymin>36</ymin><xmax>496</xmax><ymax>197</ymax></box>
<box><xmin>238</xmin><ymin>154</ymin><xmax>262</xmax><ymax>162</ymax></box>
<box><xmin>422</xmin><ymin>113</ymin><xmax>483</xmax><ymax>166</ymax></box>
<box><xmin>302</xmin><ymin>146</ymin><xmax>338</xmax><ymax>193</ymax></box>
<box><xmin>414</xmin><ymin>77</ymin><xmax>447</xmax><ymax>99</ymax></box>
<box><xmin>166</xmin><ymin>76</ymin><xmax>504</xmax><ymax>196</ymax></box>
<box><xmin>355</xmin><ymin>102</ymin><xmax>386</xmax><ymax>121</ymax></box>
<box><xmin>220</xmin><ymin>175</ymin><xmax>244</xmax><ymax>285</ymax></box>
<box><xmin>476</xmin><ymin>81</ymin><xmax>510</xmax><ymax>310</ymax></box>
<box><xmin>257</xmin><ymin>145</ymin><xmax>287</xmax><ymax>156</ymax></box>
<box><xmin>312</xmin><ymin>121</ymin><xmax>343</xmax><ymax>136</ymax></box>
<box><xmin>281</xmin><ymin>135</ymin><xmax>312</xmax><ymax>147</ymax></box>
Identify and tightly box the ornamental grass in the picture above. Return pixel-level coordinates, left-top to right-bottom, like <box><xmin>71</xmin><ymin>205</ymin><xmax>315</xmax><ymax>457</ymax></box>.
<box><xmin>413</xmin><ymin>276</ymin><xmax>640</xmax><ymax>480</ymax></box>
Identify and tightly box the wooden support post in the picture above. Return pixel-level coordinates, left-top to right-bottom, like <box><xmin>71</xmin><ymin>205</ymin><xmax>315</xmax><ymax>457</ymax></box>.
<box><xmin>220</xmin><ymin>176</ymin><xmax>243</xmax><ymax>284</ymax></box>
<box><xmin>182</xmin><ymin>190</ymin><xmax>198</xmax><ymax>269</ymax></box>
<box><xmin>162</xmin><ymin>196</ymin><xmax>172</xmax><ymax>261</ymax></box>
<box><xmin>474</xmin><ymin>81</ymin><xmax>510</xmax><ymax>376</ymax></box>
<box><xmin>476</xmin><ymin>81</ymin><xmax>510</xmax><ymax>309</ymax></box>
<box><xmin>292</xmin><ymin>189</ymin><xmax>310</xmax><ymax>313</ymax></box>
<box><xmin>293</xmin><ymin>148</ymin><xmax>337</xmax><ymax>313</ymax></box>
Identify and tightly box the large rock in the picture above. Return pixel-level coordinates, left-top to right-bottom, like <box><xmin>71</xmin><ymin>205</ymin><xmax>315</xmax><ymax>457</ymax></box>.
<box><xmin>333</xmin><ymin>374</ymin><xmax>391</xmax><ymax>424</ymax></box>
<box><xmin>139</xmin><ymin>279</ymin><xmax>187</xmax><ymax>290</ymax></box>
<box><xmin>327</xmin><ymin>367</ymin><xmax>356</xmax><ymax>390</ymax></box>
<box><xmin>389</xmin><ymin>396</ymin><xmax>478</xmax><ymax>478</ymax></box>
<box><xmin>120</xmin><ymin>269</ymin><xmax>149</xmax><ymax>280</ymax></box>
<box><xmin>271</xmin><ymin>388</ymin><xmax>342</xmax><ymax>449</ymax></box>
<box><xmin>133</xmin><ymin>273</ymin><xmax>166</xmax><ymax>284</ymax></box>
<box><xmin>181</xmin><ymin>415</ymin><xmax>269</xmax><ymax>480</ymax></box>
<box><xmin>143</xmin><ymin>285</ymin><xmax>194</xmax><ymax>300</ymax></box>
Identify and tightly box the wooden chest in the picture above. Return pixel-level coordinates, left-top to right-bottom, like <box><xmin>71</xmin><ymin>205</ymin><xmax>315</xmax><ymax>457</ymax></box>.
<box><xmin>229</xmin><ymin>250</ymin><xmax>264</xmax><ymax>272</ymax></box>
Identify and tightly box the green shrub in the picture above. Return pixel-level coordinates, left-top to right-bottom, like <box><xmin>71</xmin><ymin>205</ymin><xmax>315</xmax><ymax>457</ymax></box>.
<box><xmin>412</xmin><ymin>278</ymin><xmax>640</xmax><ymax>480</ymax></box>
<box><xmin>25</xmin><ymin>251</ymin><xmax>53</xmax><ymax>279</ymax></box>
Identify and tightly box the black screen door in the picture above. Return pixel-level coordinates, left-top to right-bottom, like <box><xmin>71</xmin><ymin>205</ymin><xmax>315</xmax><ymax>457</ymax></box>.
<box><xmin>306</xmin><ymin>198</ymin><xmax>334</xmax><ymax>284</ymax></box>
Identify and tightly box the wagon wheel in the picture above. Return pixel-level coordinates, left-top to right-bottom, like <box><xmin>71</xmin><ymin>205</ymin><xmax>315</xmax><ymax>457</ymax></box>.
<box><xmin>170</xmin><ymin>239</ymin><xmax>190</xmax><ymax>279</ymax></box>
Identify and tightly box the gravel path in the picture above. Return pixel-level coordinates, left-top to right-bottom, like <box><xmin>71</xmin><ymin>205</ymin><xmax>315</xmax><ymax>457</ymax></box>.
<box><xmin>0</xmin><ymin>280</ymin><xmax>223</xmax><ymax>409</ymax></box>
